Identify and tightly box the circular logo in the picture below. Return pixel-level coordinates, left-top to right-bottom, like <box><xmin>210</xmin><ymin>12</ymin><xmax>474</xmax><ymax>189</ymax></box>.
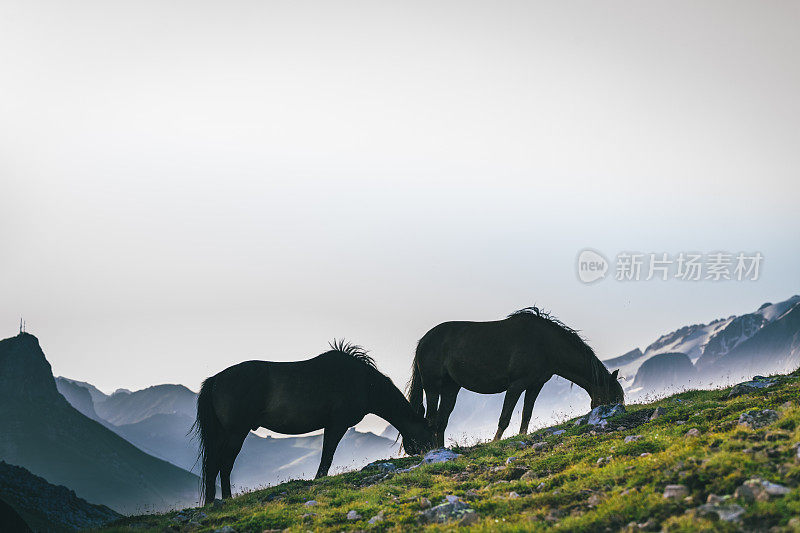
<box><xmin>577</xmin><ymin>249</ymin><xmax>608</xmax><ymax>283</ymax></box>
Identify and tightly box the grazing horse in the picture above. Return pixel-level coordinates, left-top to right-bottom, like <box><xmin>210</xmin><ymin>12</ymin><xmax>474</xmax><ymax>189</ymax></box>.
<box><xmin>194</xmin><ymin>340</ymin><xmax>435</xmax><ymax>503</ymax></box>
<box><xmin>408</xmin><ymin>307</ymin><xmax>625</xmax><ymax>446</ymax></box>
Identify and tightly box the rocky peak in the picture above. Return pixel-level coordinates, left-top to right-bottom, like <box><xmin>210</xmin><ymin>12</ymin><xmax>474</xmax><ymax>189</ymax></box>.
<box><xmin>0</xmin><ymin>333</ymin><xmax>60</xmax><ymax>403</ymax></box>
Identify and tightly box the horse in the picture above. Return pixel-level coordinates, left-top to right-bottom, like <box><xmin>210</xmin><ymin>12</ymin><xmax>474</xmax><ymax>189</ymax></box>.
<box><xmin>407</xmin><ymin>307</ymin><xmax>625</xmax><ymax>446</ymax></box>
<box><xmin>194</xmin><ymin>340</ymin><xmax>435</xmax><ymax>503</ymax></box>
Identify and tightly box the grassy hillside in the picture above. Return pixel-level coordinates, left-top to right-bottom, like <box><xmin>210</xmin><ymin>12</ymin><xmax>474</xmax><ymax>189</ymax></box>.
<box><xmin>100</xmin><ymin>370</ymin><xmax>800</xmax><ymax>532</ymax></box>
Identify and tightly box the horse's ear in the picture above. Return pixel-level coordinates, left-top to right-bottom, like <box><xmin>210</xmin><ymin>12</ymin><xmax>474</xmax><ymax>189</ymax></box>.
<box><xmin>611</xmin><ymin>369</ymin><xmax>619</xmax><ymax>380</ymax></box>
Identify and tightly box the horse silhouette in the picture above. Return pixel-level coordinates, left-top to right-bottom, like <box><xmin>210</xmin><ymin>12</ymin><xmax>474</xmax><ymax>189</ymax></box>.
<box><xmin>194</xmin><ymin>340</ymin><xmax>435</xmax><ymax>503</ymax></box>
<box><xmin>408</xmin><ymin>307</ymin><xmax>624</xmax><ymax>446</ymax></box>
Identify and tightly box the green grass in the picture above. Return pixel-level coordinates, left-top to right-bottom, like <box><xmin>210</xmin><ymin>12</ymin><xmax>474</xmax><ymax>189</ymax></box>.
<box><xmin>98</xmin><ymin>371</ymin><xmax>800</xmax><ymax>532</ymax></box>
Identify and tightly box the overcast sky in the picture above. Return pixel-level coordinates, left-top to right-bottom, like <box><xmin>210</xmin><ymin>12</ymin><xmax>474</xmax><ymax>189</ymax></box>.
<box><xmin>1</xmin><ymin>1</ymin><xmax>798</xmax><ymax>434</ymax></box>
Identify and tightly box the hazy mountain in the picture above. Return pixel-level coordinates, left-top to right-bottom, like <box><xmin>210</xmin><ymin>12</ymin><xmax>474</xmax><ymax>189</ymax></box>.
<box><xmin>55</xmin><ymin>377</ymin><xmax>108</xmax><ymax>405</ymax></box>
<box><xmin>55</xmin><ymin>378</ymin><xmax>103</xmax><ymax>422</ymax></box>
<box><xmin>0</xmin><ymin>333</ymin><xmax>200</xmax><ymax>514</ymax></box>
<box><xmin>632</xmin><ymin>352</ymin><xmax>696</xmax><ymax>391</ymax></box>
<box><xmin>706</xmin><ymin>302</ymin><xmax>800</xmax><ymax>381</ymax></box>
<box><xmin>602</xmin><ymin>348</ymin><xmax>644</xmax><ymax>369</ymax></box>
<box><xmin>0</xmin><ymin>461</ymin><xmax>120</xmax><ymax>532</ymax></box>
<box><xmin>610</xmin><ymin>296</ymin><xmax>800</xmax><ymax>387</ymax></box>
<box><xmin>94</xmin><ymin>384</ymin><xmax>196</xmax><ymax>426</ymax></box>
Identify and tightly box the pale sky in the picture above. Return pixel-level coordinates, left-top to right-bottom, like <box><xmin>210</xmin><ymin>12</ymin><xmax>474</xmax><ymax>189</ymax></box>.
<box><xmin>1</xmin><ymin>1</ymin><xmax>798</xmax><ymax>434</ymax></box>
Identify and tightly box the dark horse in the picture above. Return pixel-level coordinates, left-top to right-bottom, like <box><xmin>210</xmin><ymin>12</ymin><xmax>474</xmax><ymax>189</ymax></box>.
<box><xmin>408</xmin><ymin>307</ymin><xmax>625</xmax><ymax>446</ymax></box>
<box><xmin>194</xmin><ymin>340</ymin><xmax>435</xmax><ymax>503</ymax></box>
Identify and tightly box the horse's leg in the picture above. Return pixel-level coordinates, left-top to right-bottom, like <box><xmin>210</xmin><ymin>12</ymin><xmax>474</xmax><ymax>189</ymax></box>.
<box><xmin>219</xmin><ymin>430</ymin><xmax>248</xmax><ymax>499</ymax></box>
<box><xmin>315</xmin><ymin>425</ymin><xmax>348</xmax><ymax>479</ymax></box>
<box><xmin>203</xmin><ymin>447</ymin><xmax>221</xmax><ymax>504</ymax></box>
<box><xmin>433</xmin><ymin>379</ymin><xmax>460</xmax><ymax>448</ymax></box>
<box><xmin>519</xmin><ymin>380</ymin><xmax>547</xmax><ymax>435</ymax></box>
<box><xmin>493</xmin><ymin>381</ymin><xmax>526</xmax><ymax>441</ymax></box>
<box><xmin>423</xmin><ymin>382</ymin><xmax>441</xmax><ymax>433</ymax></box>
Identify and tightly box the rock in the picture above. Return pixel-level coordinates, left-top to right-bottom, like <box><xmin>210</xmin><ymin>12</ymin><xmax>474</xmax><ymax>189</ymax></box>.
<box><xmin>735</xmin><ymin>478</ymin><xmax>791</xmax><ymax>502</ymax></box>
<box><xmin>728</xmin><ymin>376</ymin><xmax>777</xmax><ymax>398</ymax></box>
<box><xmin>520</xmin><ymin>470</ymin><xmax>536</xmax><ymax>481</ymax></box>
<box><xmin>367</xmin><ymin>511</ymin><xmax>385</xmax><ymax>524</ymax></box>
<box><xmin>508</xmin><ymin>491</ymin><xmax>520</xmax><ymax>499</ymax></box>
<box><xmin>587</xmin><ymin>494</ymin><xmax>601</xmax><ymax>506</ymax></box>
<box><xmin>639</xmin><ymin>453</ymin><xmax>651</xmax><ymax>457</ymax></box>
<box><xmin>303</xmin><ymin>500</ymin><xmax>317</xmax><ymax>507</ymax></box>
<box><xmin>685</xmin><ymin>428</ymin><xmax>701</xmax><ymax>437</ymax></box>
<box><xmin>372</xmin><ymin>462</ymin><xmax>396</xmax><ymax>473</ymax></box>
<box><xmin>649</xmin><ymin>407</ymin><xmax>667</xmax><ymax>421</ymax></box>
<box><xmin>586</xmin><ymin>404</ymin><xmax>626</xmax><ymax>428</ymax></box>
<box><xmin>738</xmin><ymin>409</ymin><xmax>779</xmax><ymax>429</ymax></box>
<box><xmin>458</xmin><ymin>510</ymin><xmax>479</xmax><ymax>526</ymax></box>
<box><xmin>214</xmin><ymin>527</ymin><xmax>236</xmax><ymax>533</ymax></box>
<box><xmin>552</xmin><ymin>429</ymin><xmax>565</xmax><ymax>436</ymax></box>
<box><xmin>505</xmin><ymin>456</ymin><xmax>518</xmax><ymax>465</ymax></box>
<box><xmin>419</xmin><ymin>497</ymin><xmax>431</xmax><ymax>509</ymax></box>
<box><xmin>346</xmin><ymin>510</ymin><xmax>361</xmax><ymax>520</ymax></box>
<box><xmin>624</xmin><ymin>435</ymin><xmax>643</xmax><ymax>443</ymax></box>
<box><xmin>663</xmin><ymin>485</ymin><xmax>688</xmax><ymax>499</ymax></box>
<box><xmin>596</xmin><ymin>456</ymin><xmax>612</xmax><ymax>466</ymax></box>
<box><xmin>675</xmin><ymin>420</ymin><xmax>686</xmax><ymax>425</ymax></box>
<box><xmin>301</xmin><ymin>513</ymin><xmax>316</xmax><ymax>520</ymax></box>
<box><xmin>635</xmin><ymin>518</ymin><xmax>658</xmax><ymax>531</ymax></box>
<box><xmin>531</xmin><ymin>442</ymin><xmax>547</xmax><ymax>451</ymax></box>
<box><xmin>421</xmin><ymin>448</ymin><xmax>462</xmax><ymax>464</ymax></box>
<box><xmin>696</xmin><ymin>503</ymin><xmax>745</xmax><ymax>522</ymax></box>
<box><xmin>464</xmin><ymin>489</ymin><xmax>480</xmax><ymax>501</ymax></box>
<box><xmin>419</xmin><ymin>497</ymin><xmax>475</xmax><ymax>524</ymax></box>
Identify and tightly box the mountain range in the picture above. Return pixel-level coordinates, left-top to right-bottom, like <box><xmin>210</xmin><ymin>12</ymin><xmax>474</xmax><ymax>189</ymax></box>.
<box><xmin>0</xmin><ymin>333</ymin><xmax>200</xmax><ymax>515</ymax></box>
<box><xmin>608</xmin><ymin>295</ymin><xmax>800</xmax><ymax>395</ymax></box>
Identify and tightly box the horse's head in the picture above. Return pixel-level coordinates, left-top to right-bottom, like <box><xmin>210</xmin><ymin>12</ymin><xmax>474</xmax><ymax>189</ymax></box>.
<box><xmin>401</xmin><ymin>414</ymin><xmax>436</xmax><ymax>455</ymax></box>
<box><xmin>590</xmin><ymin>369</ymin><xmax>625</xmax><ymax>409</ymax></box>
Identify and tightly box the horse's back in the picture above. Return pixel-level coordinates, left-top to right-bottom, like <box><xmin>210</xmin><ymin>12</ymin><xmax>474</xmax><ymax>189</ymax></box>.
<box><xmin>210</xmin><ymin>353</ymin><xmax>372</xmax><ymax>434</ymax></box>
<box><xmin>416</xmin><ymin>318</ymin><xmax>547</xmax><ymax>392</ymax></box>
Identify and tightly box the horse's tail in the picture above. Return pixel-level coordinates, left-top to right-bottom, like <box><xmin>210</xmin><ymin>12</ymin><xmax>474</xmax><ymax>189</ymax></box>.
<box><xmin>406</xmin><ymin>348</ymin><xmax>424</xmax><ymax>416</ymax></box>
<box><xmin>193</xmin><ymin>375</ymin><xmax>221</xmax><ymax>504</ymax></box>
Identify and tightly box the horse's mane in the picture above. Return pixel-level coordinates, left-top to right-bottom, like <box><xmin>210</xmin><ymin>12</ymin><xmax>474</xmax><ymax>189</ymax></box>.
<box><xmin>508</xmin><ymin>306</ymin><xmax>609</xmax><ymax>383</ymax></box>
<box><xmin>328</xmin><ymin>339</ymin><xmax>377</xmax><ymax>369</ymax></box>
